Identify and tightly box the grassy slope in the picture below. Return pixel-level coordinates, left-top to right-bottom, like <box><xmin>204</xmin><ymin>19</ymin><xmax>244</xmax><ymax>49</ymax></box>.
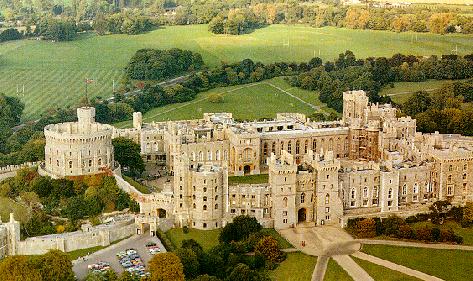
<box><xmin>352</xmin><ymin>256</ymin><xmax>421</xmax><ymax>281</ymax></box>
<box><xmin>0</xmin><ymin>25</ymin><xmax>472</xmax><ymax>120</ymax></box>
<box><xmin>0</xmin><ymin>196</ymin><xmax>31</xmax><ymax>223</ymax></box>
<box><xmin>323</xmin><ymin>258</ymin><xmax>353</xmax><ymax>281</ymax></box>
<box><xmin>361</xmin><ymin>244</ymin><xmax>473</xmax><ymax>281</ymax></box>
<box><xmin>114</xmin><ymin>77</ymin><xmax>334</xmax><ymax>127</ymax></box>
<box><xmin>228</xmin><ymin>174</ymin><xmax>269</xmax><ymax>185</ymax></box>
<box><xmin>270</xmin><ymin>252</ymin><xmax>317</xmax><ymax>281</ymax></box>
<box><xmin>123</xmin><ymin>175</ymin><xmax>152</xmax><ymax>194</ymax></box>
<box><xmin>166</xmin><ymin>228</ymin><xmax>222</xmax><ymax>251</ymax></box>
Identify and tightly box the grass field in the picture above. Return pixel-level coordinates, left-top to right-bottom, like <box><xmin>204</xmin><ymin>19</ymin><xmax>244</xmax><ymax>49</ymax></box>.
<box><xmin>166</xmin><ymin>228</ymin><xmax>221</xmax><ymax>251</ymax></box>
<box><xmin>361</xmin><ymin>244</ymin><xmax>473</xmax><ymax>281</ymax></box>
<box><xmin>0</xmin><ymin>25</ymin><xmax>472</xmax><ymax>120</ymax></box>
<box><xmin>352</xmin><ymin>256</ymin><xmax>421</xmax><ymax>281</ymax></box>
<box><xmin>115</xmin><ymin>77</ymin><xmax>334</xmax><ymax>127</ymax></box>
<box><xmin>323</xmin><ymin>258</ymin><xmax>353</xmax><ymax>281</ymax></box>
<box><xmin>380</xmin><ymin>79</ymin><xmax>460</xmax><ymax>104</ymax></box>
<box><xmin>228</xmin><ymin>174</ymin><xmax>269</xmax><ymax>185</ymax></box>
<box><xmin>0</xmin><ymin>196</ymin><xmax>31</xmax><ymax>223</ymax></box>
<box><xmin>270</xmin><ymin>252</ymin><xmax>317</xmax><ymax>281</ymax></box>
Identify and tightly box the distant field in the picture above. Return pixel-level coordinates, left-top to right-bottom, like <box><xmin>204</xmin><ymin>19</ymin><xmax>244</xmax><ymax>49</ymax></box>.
<box><xmin>380</xmin><ymin>79</ymin><xmax>465</xmax><ymax>104</ymax></box>
<box><xmin>0</xmin><ymin>25</ymin><xmax>472</xmax><ymax>120</ymax></box>
<box><xmin>114</xmin><ymin>77</ymin><xmax>334</xmax><ymax>128</ymax></box>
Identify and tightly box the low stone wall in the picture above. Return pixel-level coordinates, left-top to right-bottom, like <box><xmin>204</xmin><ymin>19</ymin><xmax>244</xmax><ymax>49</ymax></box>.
<box><xmin>0</xmin><ymin>162</ymin><xmax>40</xmax><ymax>181</ymax></box>
<box><xmin>15</xmin><ymin>216</ymin><xmax>135</xmax><ymax>256</ymax></box>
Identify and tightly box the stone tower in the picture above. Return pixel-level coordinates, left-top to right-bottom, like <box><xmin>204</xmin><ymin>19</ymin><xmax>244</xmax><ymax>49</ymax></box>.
<box><xmin>343</xmin><ymin>90</ymin><xmax>369</xmax><ymax>125</ymax></box>
<box><xmin>269</xmin><ymin>151</ymin><xmax>298</xmax><ymax>229</ymax></box>
<box><xmin>306</xmin><ymin>150</ymin><xmax>343</xmax><ymax>226</ymax></box>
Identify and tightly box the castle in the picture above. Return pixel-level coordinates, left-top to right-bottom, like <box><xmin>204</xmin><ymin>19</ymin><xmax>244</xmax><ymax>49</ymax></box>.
<box><xmin>117</xmin><ymin>90</ymin><xmax>473</xmax><ymax>231</ymax></box>
<box><xmin>2</xmin><ymin>90</ymin><xmax>473</xmax><ymax>250</ymax></box>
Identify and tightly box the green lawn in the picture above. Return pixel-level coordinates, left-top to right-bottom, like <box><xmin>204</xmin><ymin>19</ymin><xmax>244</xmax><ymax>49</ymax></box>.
<box><xmin>323</xmin><ymin>258</ymin><xmax>353</xmax><ymax>281</ymax></box>
<box><xmin>123</xmin><ymin>175</ymin><xmax>152</xmax><ymax>194</ymax></box>
<box><xmin>260</xmin><ymin>228</ymin><xmax>294</xmax><ymax>249</ymax></box>
<box><xmin>352</xmin><ymin>256</ymin><xmax>421</xmax><ymax>281</ymax></box>
<box><xmin>361</xmin><ymin>244</ymin><xmax>473</xmax><ymax>281</ymax></box>
<box><xmin>228</xmin><ymin>174</ymin><xmax>269</xmax><ymax>185</ymax></box>
<box><xmin>115</xmin><ymin>77</ymin><xmax>330</xmax><ymax>127</ymax></box>
<box><xmin>380</xmin><ymin>79</ymin><xmax>460</xmax><ymax>104</ymax></box>
<box><xmin>166</xmin><ymin>228</ymin><xmax>221</xmax><ymax>251</ymax></box>
<box><xmin>0</xmin><ymin>196</ymin><xmax>31</xmax><ymax>223</ymax></box>
<box><xmin>1</xmin><ymin>25</ymin><xmax>472</xmax><ymax>120</ymax></box>
<box><xmin>270</xmin><ymin>252</ymin><xmax>317</xmax><ymax>281</ymax></box>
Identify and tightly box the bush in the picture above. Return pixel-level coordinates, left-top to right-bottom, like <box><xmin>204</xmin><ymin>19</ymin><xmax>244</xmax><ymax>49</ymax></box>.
<box><xmin>415</xmin><ymin>226</ymin><xmax>432</xmax><ymax>242</ymax></box>
<box><xmin>183</xmin><ymin>226</ymin><xmax>189</xmax><ymax>234</ymax></box>
<box><xmin>208</xmin><ymin>93</ymin><xmax>224</xmax><ymax>103</ymax></box>
<box><xmin>398</xmin><ymin>224</ymin><xmax>414</xmax><ymax>239</ymax></box>
<box><xmin>219</xmin><ymin>215</ymin><xmax>262</xmax><ymax>243</ymax></box>
<box><xmin>382</xmin><ymin>216</ymin><xmax>407</xmax><ymax>237</ymax></box>
<box><xmin>159</xmin><ymin>229</ymin><xmax>176</xmax><ymax>252</ymax></box>
<box><xmin>254</xmin><ymin>236</ymin><xmax>284</xmax><ymax>263</ymax></box>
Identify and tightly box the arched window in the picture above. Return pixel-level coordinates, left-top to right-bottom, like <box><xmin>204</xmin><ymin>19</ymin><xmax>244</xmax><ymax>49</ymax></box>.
<box><xmin>199</xmin><ymin>151</ymin><xmax>203</xmax><ymax>161</ymax></box>
<box><xmin>464</xmin><ymin>164</ymin><xmax>468</xmax><ymax>171</ymax></box>
<box><xmin>312</xmin><ymin>139</ymin><xmax>317</xmax><ymax>151</ymax></box>
<box><xmin>88</xmin><ymin>159</ymin><xmax>92</xmax><ymax>167</ymax></box>
<box><xmin>304</xmin><ymin>140</ymin><xmax>309</xmax><ymax>153</ymax></box>
<box><xmin>271</xmin><ymin>142</ymin><xmax>276</xmax><ymax>154</ymax></box>
<box><xmin>363</xmin><ymin>187</ymin><xmax>368</xmax><ymax>198</ymax></box>
<box><xmin>283</xmin><ymin>197</ymin><xmax>288</xmax><ymax>208</ymax></box>
<box><xmin>98</xmin><ymin>158</ymin><xmax>102</xmax><ymax>166</ymax></box>
<box><xmin>373</xmin><ymin>187</ymin><xmax>378</xmax><ymax>197</ymax></box>
<box><xmin>301</xmin><ymin>193</ymin><xmax>305</xmax><ymax>203</ymax></box>
<box><xmin>207</xmin><ymin>151</ymin><xmax>212</xmax><ymax>161</ymax></box>
<box><xmin>215</xmin><ymin>195</ymin><xmax>218</xmax><ymax>200</ymax></box>
<box><xmin>448</xmin><ymin>175</ymin><xmax>452</xmax><ymax>182</ymax></box>
<box><xmin>325</xmin><ymin>194</ymin><xmax>330</xmax><ymax>204</ymax></box>
<box><xmin>216</xmin><ymin>150</ymin><xmax>221</xmax><ymax>161</ymax></box>
<box><xmin>287</xmin><ymin>141</ymin><xmax>292</xmax><ymax>154</ymax></box>
<box><xmin>402</xmin><ymin>184</ymin><xmax>407</xmax><ymax>195</ymax></box>
<box><xmin>388</xmin><ymin>188</ymin><xmax>393</xmax><ymax>199</ymax></box>
<box><xmin>224</xmin><ymin>150</ymin><xmax>228</xmax><ymax>160</ymax></box>
<box><xmin>215</xmin><ymin>204</ymin><xmax>218</xmax><ymax>209</ymax></box>
<box><xmin>263</xmin><ymin>143</ymin><xmax>268</xmax><ymax>156</ymax></box>
<box><xmin>193</xmin><ymin>203</ymin><xmax>196</xmax><ymax>209</ymax></box>
<box><xmin>203</xmin><ymin>187</ymin><xmax>207</xmax><ymax>192</ymax></box>
<box><xmin>243</xmin><ymin>148</ymin><xmax>253</xmax><ymax>162</ymax></box>
<box><xmin>295</xmin><ymin>141</ymin><xmax>300</xmax><ymax>154</ymax></box>
<box><xmin>413</xmin><ymin>183</ymin><xmax>419</xmax><ymax>194</ymax></box>
<box><xmin>463</xmin><ymin>174</ymin><xmax>467</xmax><ymax>180</ymax></box>
<box><xmin>69</xmin><ymin>161</ymin><xmax>73</xmax><ymax>169</ymax></box>
<box><xmin>203</xmin><ymin>196</ymin><xmax>207</xmax><ymax>202</ymax></box>
<box><xmin>351</xmin><ymin>188</ymin><xmax>356</xmax><ymax>199</ymax></box>
<box><xmin>193</xmin><ymin>195</ymin><xmax>196</xmax><ymax>200</ymax></box>
<box><xmin>449</xmin><ymin>165</ymin><xmax>453</xmax><ymax>171</ymax></box>
<box><xmin>203</xmin><ymin>205</ymin><xmax>207</xmax><ymax>211</ymax></box>
<box><xmin>191</xmin><ymin>152</ymin><xmax>196</xmax><ymax>161</ymax></box>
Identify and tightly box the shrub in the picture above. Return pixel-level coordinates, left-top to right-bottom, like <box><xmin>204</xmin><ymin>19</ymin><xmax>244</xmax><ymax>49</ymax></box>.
<box><xmin>398</xmin><ymin>224</ymin><xmax>414</xmax><ymax>239</ymax></box>
<box><xmin>208</xmin><ymin>93</ymin><xmax>224</xmax><ymax>103</ymax></box>
<box><xmin>355</xmin><ymin>218</ymin><xmax>377</xmax><ymax>238</ymax></box>
<box><xmin>440</xmin><ymin>229</ymin><xmax>455</xmax><ymax>242</ymax></box>
<box><xmin>382</xmin><ymin>215</ymin><xmax>406</xmax><ymax>237</ymax></box>
<box><xmin>415</xmin><ymin>226</ymin><xmax>433</xmax><ymax>242</ymax></box>
<box><xmin>183</xmin><ymin>226</ymin><xmax>189</xmax><ymax>234</ymax></box>
<box><xmin>159</xmin><ymin>229</ymin><xmax>176</xmax><ymax>252</ymax></box>
<box><xmin>431</xmin><ymin>227</ymin><xmax>441</xmax><ymax>242</ymax></box>
<box><xmin>219</xmin><ymin>215</ymin><xmax>262</xmax><ymax>243</ymax></box>
<box><xmin>254</xmin><ymin>236</ymin><xmax>284</xmax><ymax>263</ymax></box>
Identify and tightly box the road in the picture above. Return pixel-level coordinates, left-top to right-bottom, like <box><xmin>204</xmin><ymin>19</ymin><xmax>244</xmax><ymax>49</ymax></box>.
<box><xmin>72</xmin><ymin>232</ymin><xmax>166</xmax><ymax>280</ymax></box>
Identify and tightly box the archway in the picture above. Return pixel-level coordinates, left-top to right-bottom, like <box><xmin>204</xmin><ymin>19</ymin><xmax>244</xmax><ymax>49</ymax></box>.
<box><xmin>244</xmin><ymin>165</ymin><xmax>251</xmax><ymax>175</ymax></box>
<box><xmin>298</xmin><ymin>208</ymin><xmax>307</xmax><ymax>223</ymax></box>
<box><xmin>157</xmin><ymin>208</ymin><xmax>167</xmax><ymax>218</ymax></box>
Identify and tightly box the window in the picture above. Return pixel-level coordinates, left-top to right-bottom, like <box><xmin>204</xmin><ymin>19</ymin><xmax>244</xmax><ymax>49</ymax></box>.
<box><xmin>447</xmin><ymin>185</ymin><xmax>454</xmax><ymax>196</ymax></box>
<box><xmin>69</xmin><ymin>161</ymin><xmax>73</xmax><ymax>169</ymax></box>
<box><xmin>373</xmin><ymin>187</ymin><xmax>378</xmax><ymax>197</ymax></box>
<box><xmin>413</xmin><ymin>183</ymin><xmax>419</xmax><ymax>194</ymax></box>
<box><xmin>448</xmin><ymin>175</ymin><xmax>453</xmax><ymax>182</ymax></box>
<box><xmin>283</xmin><ymin>197</ymin><xmax>288</xmax><ymax>208</ymax></box>
<box><xmin>215</xmin><ymin>204</ymin><xmax>218</xmax><ymax>209</ymax></box>
<box><xmin>325</xmin><ymin>207</ymin><xmax>330</xmax><ymax>213</ymax></box>
<box><xmin>203</xmin><ymin>187</ymin><xmax>207</xmax><ymax>192</ymax></box>
<box><xmin>388</xmin><ymin>188</ymin><xmax>393</xmax><ymax>199</ymax></box>
<box><xmin>402</xmin><ymin>184</ymin><xmax>407</xmax><ymax>195</ymax></box>
<box><xmin>191</xmin><ymin>152</ymin><xmax>196</xmax><ymax>161</ymax></box>
<box><xmin>199</xmin><ymin>151</ymin><xmax>203</xmax><ymax>161</ymax></box>
<box><xmin>215</xmin><ymin>195</ymin><xmax>218</xmax><ymax>200</ymax></box>
<box><xmin>283</xmin><ymin>219</ymin><xmax>288</xmax><ymax>224</ymax></box>
<box><xmin>351</xmin><ymin>189</ymin><xmax>356</xmax><ymax>199</ymax></box>
<box><xmin>312</xmin><ymin>139</ymin><xmax>317</xmax><ymax>151</ymax></box>
<box><xmin>325</xmin><ymin>194</ymin><xmax>330</xmax><ymax>204</ymax></box>
<box><xmin>207</xmin><ymin>151</ymin><xmax>212</xmax><ymax>161</ymax></box>
<box><xmin>301</xmin><ymin>193</ymin><xmax>305</xmax><ymax>204</ymax></box>
<box><xmin>363</xmin><ymin>187</ymin><xmax>368</xmax><ymax>198</ymax></box>
<box><xmin>263</xmin><ymin>143</ymin><xmax>268</xmax><ymax>156</ymax></box>
<box><xmin>98</xmin><ymin>158</ymin><xmax>102</xmax><ymax>166</ymax></box>
<box><xmin>203</xmin><ymin>223</ymin><xmax>207</xmax><ymax>228</ymax></box>
<box><xmin>296</xmin><ymin>141</ymin><xmax>300</xmax><ymax>154</ymax></box>
<box><xmin>304</xmin><ymin>140</ymin><xmax>308</xmax><ymax>153</ymax></box>
<box><xmin>216</xmin><ymin>150</ymin><xmax>221</xmax><ymax>161</ymax></box>
<box><xmin>203</xmin><ymin>205</ymin><xmax>207</xmax><ymax>211</ymax></box>
<box><xmin>287</xmin><ymin>141</ymin><xmax>292</xmax><ymax>154</ymax></box>
<box><xmin>193</xmin><ymin>203</ymin><xmax>196</xmax><ymax>209</ymax></box>
<box><xmin>449</xmin><ymin>165</ymin><xmax>453</xmax><ymax>172</ymax></box>
<box><xmin>203</xmin><ymin>196</ymin><xmax>207</xmax><ymax>202</ymax></box>
<box><xmin>88</xmin><ymin>159</ymin><xmax>92</xmax><ymax>167</ymax></box>
<box><xmin>283</xmin><ymin>211</ymin><xmax>288</xmax><ymax>216</ymax></box>
<box><xmin>464</xmin><ymin>164</ymin><xmax>468</xmax><ymax>171</ymax></box>
<box><xmin>193</xmin><ymin>195</ymin><xmax>196</xmax><ymax>200</ymax></box>
<box><xmin>463</xmin><ymin>174</ymin><xmax>467</xmax><ymax>180</ymax></box>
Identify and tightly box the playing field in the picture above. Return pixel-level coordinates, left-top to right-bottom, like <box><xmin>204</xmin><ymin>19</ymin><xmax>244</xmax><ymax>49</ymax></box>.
<box><xmin>0</xmin><ymin>24</ymin><xmax>472</xmax><ymax>120</ymax></box>
<box><xmin>114</xmin><ymin>77</ymin><xmax>336</xmax><ymax>128</ymax></box>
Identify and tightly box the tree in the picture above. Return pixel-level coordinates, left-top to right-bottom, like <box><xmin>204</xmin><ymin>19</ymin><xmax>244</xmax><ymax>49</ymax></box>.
<box><xmin>208</xmin><ymin>93</ymin><xmax>224</xmax><ymax>103</ymax></box>
<box><xmin>254</xmin><ymin>236</ymin><xmax>283</xmax><ymax>263</ymax></box>
<box><xmin>176</xmin><ymin>248</ymin><xmax>200</xmax><ymax>279</ymax></box>
<box><xmin>463</xmin><ymin>202</ymin><xmax>473</xmax><ymax>226</ymax></box>
<box><xmin>37</xmin><ymin>250</ymin><xmax>75</xmax><ymax>281</ymax></box>
<box><xmin>402</xmin><ymin>91</ymin><xmax>432</xmax><ymax>117</ymax></box>
<box><xmin>148</xmin><ymin>252</ymin><xmax>185</xmax><ymax>281</ymax></box>
<box><xmin>112</xmin><ymin>137</ymin><xmax>145</xmax><ymax>176</ymax></box>
<box><xmin>0</xmin><ymin>256</ymin><xmax>42</xmax><ymax>281</ymax></box>
<box><xmin>219</xmin><ymin>215</ymin><xmax>262</xmax><ymax>243</ymax></box>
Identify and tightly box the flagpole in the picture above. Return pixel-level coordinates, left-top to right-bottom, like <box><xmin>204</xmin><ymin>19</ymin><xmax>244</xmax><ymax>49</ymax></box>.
<box><xmin>85</xmin><ymin>79</ymin><xmax>89</xmax><ymax>106</ymax></box>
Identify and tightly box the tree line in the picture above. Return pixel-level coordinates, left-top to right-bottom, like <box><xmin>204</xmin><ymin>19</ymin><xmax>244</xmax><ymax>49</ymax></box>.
<box><xmin>347</xmin><ymin>200</ymin><xmax>472</xmax><ymax>244</ymax></box>
<box><xmin>401</xmin><ymin>79</ymin><xmax>473</xmax><ymax>136</ymax></box>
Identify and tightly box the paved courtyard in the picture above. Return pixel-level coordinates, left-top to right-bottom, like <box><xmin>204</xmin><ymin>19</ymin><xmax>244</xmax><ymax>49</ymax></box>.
<box><xmin>72</xmin><ymin>232</ymin><xmax>165</xmax><ymax>280</ymax></box>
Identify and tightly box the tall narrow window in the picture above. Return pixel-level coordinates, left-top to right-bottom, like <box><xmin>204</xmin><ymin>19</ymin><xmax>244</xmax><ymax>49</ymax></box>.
<box><xmin>325</xmin><ymin>194</ymin><xmax>330</xmax><ymax>204</ymax></box>
<box><xmin>301</xmin><ymin>193</ymin><xmax>305</xmax><ymax>204</ymax></box>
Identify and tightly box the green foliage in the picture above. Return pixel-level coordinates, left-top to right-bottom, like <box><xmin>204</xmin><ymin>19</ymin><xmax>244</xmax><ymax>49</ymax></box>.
<box><xmin>94</xmin><ymin>12</ymin><xmax>156</xmax><ymax>35</ymax></box>
<box><xmin>219</xmin><ymin>215</ymin><xmax>262</xmax><ymax>243</ymax></box>
<box><xmin>208</xmin><ymin>93</ymin><xmax>224</xmax><ymax>103</ymax></box>
<box><xmin>148</xmin><ymin>252</ymin><xmax>185</xmax><ymax>281</ymax></box>
<box><xmin>0</xmin><ymin>28</ymin><xmax>22</xmax><ymax>42</ymax></box>
<box><xmin>36</xmin><ymin>17</ymin><xmax>78</xmax><ymax>41</ymax></box>
<box><xmin>112</xmin><ymin>137</ymin><xmax>145</xmax><ymax>176</ymax></box>
<box><xmin>126</xmin><ymin>48</ymin><xmax>204</xmax><ymax>81</ymax></box>
<box><xmin>0</xmin><ymin>250</ymin><xmax>74</xmax><ymax>281</ymax></box>
<box><xmin>176</xmin><ymin>248</ymin><xmax>200</xmax><ymax>279</ymax></box>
